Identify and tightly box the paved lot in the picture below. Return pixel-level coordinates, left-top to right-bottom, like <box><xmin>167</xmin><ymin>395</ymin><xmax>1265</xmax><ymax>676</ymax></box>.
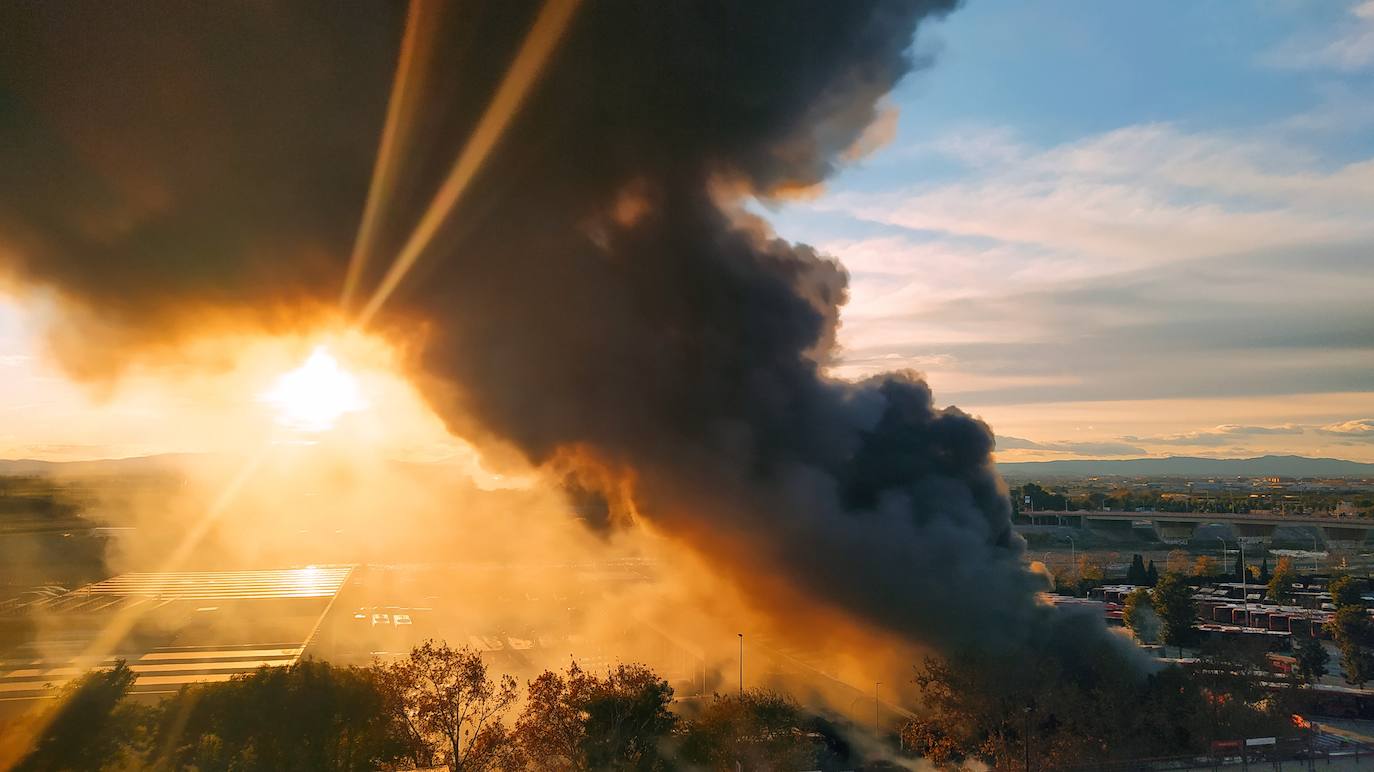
<box><xmin>0</xmin><ymin>565</ymin><xmax>351</xmax><ymax>710</ymax></box>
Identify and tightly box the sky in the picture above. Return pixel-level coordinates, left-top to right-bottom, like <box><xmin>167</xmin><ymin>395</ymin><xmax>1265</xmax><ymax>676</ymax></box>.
<box><xmin>2</xmin><ymin>0</ymin><xmax>1373</xmax><ymax>463</ymax></box>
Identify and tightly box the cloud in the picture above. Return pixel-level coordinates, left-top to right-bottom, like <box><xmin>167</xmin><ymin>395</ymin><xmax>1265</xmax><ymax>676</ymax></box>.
<box><xmin>823</xmin><ymin>239</ymin><xmax>1374</xmax><ymax>405</ymax></box>
<box><xmin>1318</xmin><ymin>418</ymin><xmax>1374</xmax><ymax>441</ymax></box>
<box><xmin>797</xmin><ymin>114</ymin><xmax>1374</xmax><ymax>407</ymax></box>
<box><xmin>818</xmin><ymin>122</ymin><xmax>1374</xmax><ymax>270</ymax></box>
<box><xmin>1265</xmin><ymin>0</ymin><xmax>1374</xmax><ymax>72</ymax></box>
<box><xmin>997</xmin><ymin>435</ymin><xmax>1146</xmax><ymax>456</ymax></box>
<box><xmin>1126</xmin><ymin>424</ymin><xmax>1306</xmax><ymax>447</ymax></box>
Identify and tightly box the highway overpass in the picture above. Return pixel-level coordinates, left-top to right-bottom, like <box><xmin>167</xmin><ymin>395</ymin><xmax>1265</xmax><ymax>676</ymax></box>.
<box><xmin>1021</xmin><ymin>510</ymin><xmax>1374</xmax><ymax>543</ymax></box>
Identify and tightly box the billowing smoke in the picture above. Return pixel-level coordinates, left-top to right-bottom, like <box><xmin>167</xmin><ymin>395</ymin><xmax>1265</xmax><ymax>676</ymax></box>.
<box><xmin>0</xmin><ymin>1</ymin><xmax>1100</xmax><ymax>654</ymax></box>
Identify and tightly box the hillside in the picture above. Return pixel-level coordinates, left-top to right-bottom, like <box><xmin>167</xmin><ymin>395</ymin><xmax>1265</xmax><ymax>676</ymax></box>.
<box><xmin>997</xmin><ymin>454</ymin><xmax>1374</xmax><ymax>478</ymax></box>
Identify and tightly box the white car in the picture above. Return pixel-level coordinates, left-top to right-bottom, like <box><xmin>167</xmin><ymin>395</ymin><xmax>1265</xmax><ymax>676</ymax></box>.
<box><xmin>372</xmin><ymin>613</ymin><xmax>391</xmax><ymax>626</ymax></box>
<box><xmin>393</xmin><ymin>613</ymin><xmax>413</xmax><ymax>626</ymax></box>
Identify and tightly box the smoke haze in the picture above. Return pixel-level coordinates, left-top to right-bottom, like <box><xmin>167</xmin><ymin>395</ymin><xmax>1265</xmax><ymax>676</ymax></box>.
<box><xmin>0</xmin><ymin>0</ymin><xmax>1109</xmax><ymax>670</ymax></box>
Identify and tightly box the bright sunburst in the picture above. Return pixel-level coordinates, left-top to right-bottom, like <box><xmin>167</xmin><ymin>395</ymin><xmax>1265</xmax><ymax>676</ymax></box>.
<box><xmin>261</xmin><ymin>346</ymin><xmax>367</xmax><ymax>432</ymax></box>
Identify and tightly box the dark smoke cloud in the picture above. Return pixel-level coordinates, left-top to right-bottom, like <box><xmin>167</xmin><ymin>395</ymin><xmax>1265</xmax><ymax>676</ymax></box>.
<box><xmin>0</xmin><ymin>1</ymin><xmax>1106</xmax><ymax>652</ymax></box>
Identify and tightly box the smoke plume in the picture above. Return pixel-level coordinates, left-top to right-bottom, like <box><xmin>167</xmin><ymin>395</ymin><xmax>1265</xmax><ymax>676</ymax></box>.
<box><xmin>0</xmin><ymin>1</ymin><xmax>1100</xmax><ymax>654</ymax></box>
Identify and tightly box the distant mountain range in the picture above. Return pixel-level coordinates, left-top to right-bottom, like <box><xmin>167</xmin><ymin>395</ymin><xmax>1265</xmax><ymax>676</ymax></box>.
<box><xmin>998</xmin><ymin>454</ymin><xmax>1374</xmax><ymax>478</ymax></box>
<box><xmin>3</xmin><ymin>452</ymin><xmax>1372</xmax><ymax>480</ymax></box>
<box><xmin>0</xmin><ymin>453</ymin><xmax>207</xmax><ymax>477</ymax></box>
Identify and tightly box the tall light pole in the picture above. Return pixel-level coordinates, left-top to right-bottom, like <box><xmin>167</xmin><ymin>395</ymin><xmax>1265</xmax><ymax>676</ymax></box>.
<box><xmin>1059</xmin><ymin>533</ymin><xmax>1076</xmax><ymax>571</ymax></box>
<box><xmin>1311</xmin><ymin>533</ymin><xmax>1322</xmax><ymax>574</ymax></box>
<box><xmin>874</xmin><ymin>681</ymin><xmax>881</xmax><ymax>734</ymax></box>
<box><xmin>1239</xmin><ymin>537</ymin><xmax>1249</xmax><ymax>627</ymax></box>
<box><xmin>737</xmin><ymin>633</ymin><xmax>743</xmax><ymax>697</ymax></box>
<box><xmin>1216</xmin><ymin>536</ymin><xmax>1229</xmax><ymax>579</ymax></box>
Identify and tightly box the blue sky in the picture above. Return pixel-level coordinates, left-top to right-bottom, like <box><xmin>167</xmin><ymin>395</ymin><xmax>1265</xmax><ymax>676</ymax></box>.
<box><xmin>3</xmin><ymin>0</ymin><xmax>1373</xmax><ymax>462</ymax></box>
<box><xmin>759</xmin><ymin>0</ymin><xmax>1374</xmax><ymax>461</ymax></box>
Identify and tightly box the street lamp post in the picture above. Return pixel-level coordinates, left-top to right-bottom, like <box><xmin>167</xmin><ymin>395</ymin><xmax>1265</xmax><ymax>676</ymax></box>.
<box><xmin>875</xmin><ymin>681</ymin><xmax>881</xmax><ymax>735</ymax></box>
<box><xmin>1239</xmin><ymin>538</ymin><xmax>1249</xmax><ymax>627</ymax></box>
<box><xmin>1217</xmin><ymin>536</ymin><xmax>1229</xmax><ymax>579</ymax></box>
<box><xmin>1311</xmin><ymin>533</ymin><xmax>1322</xmax><ymax>574</ymax></box>
<box><xmin>737</xmin><ymin>633</ymin><xmax>743</xmax><ymax>697</ymax></box>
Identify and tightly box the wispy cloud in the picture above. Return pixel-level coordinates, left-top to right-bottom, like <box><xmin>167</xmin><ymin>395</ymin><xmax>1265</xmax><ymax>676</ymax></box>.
<box><xmin>1125</xmin><ymin>424</ymin><xmax>1306</xmax><ymax>447</ymax></box>
<box><xmin>997</xmin><ymin>435</ymin><xmax>1145</xmax><ymax>456</ymax></box>
<box><xmin>819</xmin><ymin>122</ymin><xmax>1374</xmax><ymax>270</ymax></box>
<box><xmin>794</xmin><ymin>112</ymin><xmax>1374</xmax><ymax>410</ymax></box>
<box><xmin>1264</xmin><ymin>0</ymin><xmax>1374</xmax><ymax>72</ymax></box>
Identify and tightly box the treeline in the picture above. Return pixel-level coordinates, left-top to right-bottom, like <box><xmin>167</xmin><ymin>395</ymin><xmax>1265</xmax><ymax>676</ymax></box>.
<box><xmin>12</xmin><ymin>626</ymin><xmax>1338</xmax><ymax>771</ymax></box>
<box><xmin>1011</xmin><ymin>481</ymin><xmax>1373</xmax><ymax>517</ymax></box>
<box><xmin>905</xmin><ymin>625</ymin><xmax>1308</xmax><ymax>770</ymax></box>
<box><xmin>10</xmin><ymin>641</ymin><xmax>858</xmax><ymax>772</ymax></box>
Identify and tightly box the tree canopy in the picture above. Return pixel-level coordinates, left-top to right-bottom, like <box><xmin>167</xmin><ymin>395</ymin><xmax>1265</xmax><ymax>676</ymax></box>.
<box><xmin>1152</xmin><ymin>572</ymin><xmax>1198</xmax><ymax>656</ymax></box>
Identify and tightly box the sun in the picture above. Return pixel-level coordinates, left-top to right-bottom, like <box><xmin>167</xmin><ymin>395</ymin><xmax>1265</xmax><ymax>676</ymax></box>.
<box><xmin>261</xmin><ymin>346</ymin><xmax>367</xmax><ymax>432</ymax></box>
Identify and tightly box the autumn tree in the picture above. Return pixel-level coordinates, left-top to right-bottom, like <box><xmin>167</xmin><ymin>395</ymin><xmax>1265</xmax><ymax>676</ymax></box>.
<box><xmin>374</xmin><ymin>641</ymin><xmax>518</xmax><ymax>772</ymax></box>
<box><xmin>1192</xmin><ymin>555</ymin><xmax>1218</xmax><ymax>578</ymax></box>
<box><xmin>1166</xmin><ymin>549</ymin><xmax>1190</xmax><ymax>574</ymax></box>
<box><xmin>1267</xmin><ymin>557</ymin><xmax>1296</xmax><ymax>603</ymax></box>
<box><xmin>899</xmin><ymin>717</ymin><xmax>963</xmax><ymax>768</ymax></box>
<box><xmin>580</xmin><ymin>664</ymin><xmax>677</xmax><ymax>771</ymax></box>
<box><xmin>514</xmin><ymin>660</ymin><xmax>597</xmax><ymax>770</ymax></box>
<box><xmin>1330</xmin><ymin>575</ymin><xmax>1364</xmax><ymax>608</ymax></box>
<box><xmin>516</xmin><ymin>660</ymin><xmax>676</xmax><ymax>771</ymax></box>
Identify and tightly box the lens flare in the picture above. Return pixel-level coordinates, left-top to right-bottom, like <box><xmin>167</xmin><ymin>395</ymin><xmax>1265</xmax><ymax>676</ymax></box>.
<box><xmin>261</xmin><ymin>346</ymin><xmax>367</xmax><ymax>432</ymax></box>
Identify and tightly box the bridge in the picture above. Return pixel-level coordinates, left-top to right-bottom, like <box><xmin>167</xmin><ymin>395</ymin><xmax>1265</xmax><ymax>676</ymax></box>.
<box><xmin>1020</xmin><ymin>510</ymin><xmax>1374</xmax><ymax>543</ymax></box>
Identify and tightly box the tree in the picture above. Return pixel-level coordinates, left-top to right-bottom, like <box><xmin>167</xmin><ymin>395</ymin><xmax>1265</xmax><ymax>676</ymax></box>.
<box><xmin>1330</xmin><ymin>575</ymin><xmax>1364</xmax><ymax>608</ymax></box>
<box><xmin>1259</xmin><ymin>557</ymin><xmax>1271</xmax><ymax>584</ymax></box>
<box><xmin>905</xmin><ymin>638</ymin><xmax>1277</xmax><ymax>768</ymax></box>
<box><xmin>1192</xmin><ymin>555</ymin><xmax>1218</xmax><ymax>578</ymax></box>
<box><xmin>1327</xmin><ymin>606</ymin><xmax>1374</xmax><ymax>687</ymax></box>
<box><xmin>679</xmin><ymin>690</ymin><xmax>846</xmax><ymax>770</ymax></box>
<box><xmin>1267</xmin><ymin>557</ymin><xmax>1296</xmax><ymax>603</ymax></box>
<box><xmin>1232</xmin><ymin>553</ymin><xmax>1244</xmax><ymax>582</ymax></box>
<box><xmin>15</xmin><ymin>661</ymin><xmax>139</xmax><ymax>772</ymax></box>
<box><xmin>580</xmin><ymin>664</ymin><xmax>677</xmax><ymax>771</ymax></box>
<box><xmin>1076</xmin><ymin>556</ymin><xmax>1105</xmax><ymax>594</ymax></box>
<box><xmin>1123</xmin><ymin>588</ymin><xmax>1159</xmax><ymax>644</ymax></box>
<box><xmin>899</xmin><ymin>717</ymin><xmax>963</xmax><ymax>768</ymax></box>
<box><xmin>514</xmin><ymin>661</ymin><xmax>597</xmax><ymax>770</ymax></box>
<box><xmin>374</xmin><ymin>641</ymin><xmax>518</xmax><ymax>772</ymax></box>
<box><xmin>155</xmin><ymin>659</ymin><xmax>409</xmax><ymax>771</ymax></box>
<box><xmin>514</xmin><ymin>660</ymin><xmax>676</xmax><ymax>771</ymax></box>
<box><xmin>1294</xmin><ymin>633</ymin><xmax>1330</xmax><ymax>684</ymax></box>
<box><xmin>1126</xmin><ymin>554</ymin><xmax>1147</xmax><ymax>585</ymax></box>
<box><xmin>1166</xmin><ymin>549</ymin><xmax>1190</xmax><ymax>574</ymax></box>
<box><xmin>1152</xmin><ymin>572</ymin><xmax>1198</xmax><ymax>657</ymax></box>
<box><xmin>1145</xmin><ymin>560</ymin><xmax>1159</xmax><ymax>586</ymax></box>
